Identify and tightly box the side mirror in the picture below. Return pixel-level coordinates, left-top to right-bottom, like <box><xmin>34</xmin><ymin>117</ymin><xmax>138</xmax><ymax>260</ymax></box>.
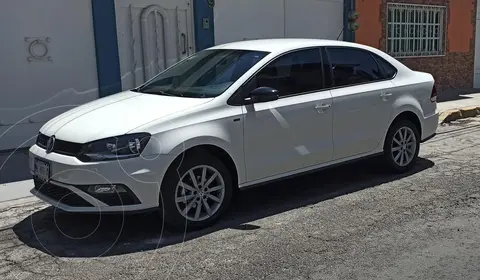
<box><xmin>246</xmin><ymin>87</ymin><xmax>279</xmax><ymax>104</ymax></box>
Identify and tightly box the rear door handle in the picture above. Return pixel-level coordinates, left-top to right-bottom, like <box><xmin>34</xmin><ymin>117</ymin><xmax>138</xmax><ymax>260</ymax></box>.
<box><xmin>315</xmin><ymin>103</ymin><xmax>331</xmax><ymax>113</ymax></box>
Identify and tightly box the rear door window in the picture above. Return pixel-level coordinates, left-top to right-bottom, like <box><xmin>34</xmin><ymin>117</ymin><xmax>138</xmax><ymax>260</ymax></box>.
<box><xmin>326</xmin><ymin>47</ymin><xmax>384</xmax><ymax>87</ymax></box>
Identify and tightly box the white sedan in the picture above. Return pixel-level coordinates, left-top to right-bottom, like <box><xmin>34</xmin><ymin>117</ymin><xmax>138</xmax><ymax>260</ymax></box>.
<box><xmin>29</xmin><ymin>39</ymin><xmax>438</xmax><ymax>231</ymax></box>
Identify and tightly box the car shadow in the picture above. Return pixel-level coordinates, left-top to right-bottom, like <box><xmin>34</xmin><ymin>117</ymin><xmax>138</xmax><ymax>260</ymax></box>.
<box><xmin>13</xmin><ymin>157</ymin><xmax>434</xmax><ymax>258</ymax></box>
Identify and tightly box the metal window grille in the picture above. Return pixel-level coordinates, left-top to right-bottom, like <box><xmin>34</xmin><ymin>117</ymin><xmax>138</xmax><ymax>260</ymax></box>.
<box><xmin>387</xmin><ymin>3</ymin><xmax>446</xmax><ymax>58</ymax></box>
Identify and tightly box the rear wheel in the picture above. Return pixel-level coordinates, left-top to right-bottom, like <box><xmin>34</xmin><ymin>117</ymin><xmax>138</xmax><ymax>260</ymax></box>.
<box><xmin>160</xmin><ymin>150</ymin><xmax>233</xmax><ymax>231</ymax></box>
<box><xmin>383</xmin><ymin>120</ymin><xmax>420</xmax><ymax>173</ymax></box>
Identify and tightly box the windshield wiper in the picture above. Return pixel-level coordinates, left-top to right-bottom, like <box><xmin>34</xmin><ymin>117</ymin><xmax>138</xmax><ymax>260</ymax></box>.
<box><xmin>132</xmin><ymin>86</ymin><xmax>196</xmax><ymax>98</ymax></box>
<box><xmin>141</xmin><ymin>89</ymin><xmax>184</xmax><ymax>97</ymax></box>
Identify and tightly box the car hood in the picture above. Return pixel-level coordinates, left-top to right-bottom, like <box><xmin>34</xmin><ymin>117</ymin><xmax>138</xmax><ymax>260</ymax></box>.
<box><xmin>40</xmin><ymin>90</ymin><xmax>213</xmax><ymax>143</ymax></box>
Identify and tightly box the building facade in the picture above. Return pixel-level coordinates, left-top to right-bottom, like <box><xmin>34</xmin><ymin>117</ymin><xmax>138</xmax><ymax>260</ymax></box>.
<box><xmin>1</xmin><ymin>0</ymin><xmax>478</xmax><ymax>151</ymax></box>
<box><xmin>356</xmin><ymin>0</ymin><xmax>478</xmax><ymax>92</ymax></box>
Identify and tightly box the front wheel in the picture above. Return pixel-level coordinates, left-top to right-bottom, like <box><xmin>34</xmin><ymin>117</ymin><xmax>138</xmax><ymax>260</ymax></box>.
<box><xmin>383</xmin><ymin>120</ymin><xmax>420</xmax><ymax>173</ymax></box>
<box><xmin>160</xmin><ymin>151</ymin><xmax>233</xmax><ymax>231</ymax></box>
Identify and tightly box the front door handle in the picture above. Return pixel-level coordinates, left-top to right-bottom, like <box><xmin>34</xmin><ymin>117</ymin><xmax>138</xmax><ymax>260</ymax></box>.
<box><xmin>315</xmin><ymin>103</ymin><xmax>331</xmax><ymax>113</ymax></box>
<box><xmin>380</xmin><ymin>92</ymin><xmax>393</xmax><ymax>100</ymax></box>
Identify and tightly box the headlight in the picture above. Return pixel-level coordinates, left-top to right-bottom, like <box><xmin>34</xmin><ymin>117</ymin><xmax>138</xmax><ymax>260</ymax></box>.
<box><xmin>77</xmin><ymin>133</ymin><xmax>151</xmax><ymax>162</ymax></box>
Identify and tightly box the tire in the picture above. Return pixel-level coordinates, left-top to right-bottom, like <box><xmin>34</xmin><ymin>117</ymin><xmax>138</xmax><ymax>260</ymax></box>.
<box><xmin>160</xmin><ymin>149</ymin><xmax>233</xmax><ymax>232</ymax></box>
<box><xmin>383</xmin><ymin>119</ymin><xmax>420</xmax><ymax>173</ymax></box>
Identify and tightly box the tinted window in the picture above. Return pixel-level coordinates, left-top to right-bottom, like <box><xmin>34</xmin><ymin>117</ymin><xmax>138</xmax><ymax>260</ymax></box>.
<box><xmin>136</xmin><ymin>49</ymin><xmax>268</xmax><ymax>98</ymax></box>
<box><xmin>326</xmin><ymin>47</ymin><xmax>384</xmax><ymax>87</ymax></box>
<box><xmin>372</xmin><ymin>53</ymin><xmax>397</xmax><ymax>79</ymax></box>
<box><xmin>248</xmin><ymin>48</ymin><xmax>326</xmax><ymax>97</ymax></box>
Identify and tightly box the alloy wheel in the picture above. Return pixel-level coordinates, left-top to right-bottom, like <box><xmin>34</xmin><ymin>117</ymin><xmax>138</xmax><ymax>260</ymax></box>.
<box><xmin>174</xmin><ymin>165</ymin><xmax>226</xmax><ymax>222</ymax></box>
<box><xmin>391</xmin><ymin>126</ymin><xmax>417</xmax><ymax>167</ymax></box>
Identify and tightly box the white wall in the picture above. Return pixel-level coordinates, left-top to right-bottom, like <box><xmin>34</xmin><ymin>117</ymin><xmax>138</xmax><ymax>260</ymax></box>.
<box><xmin>0</xmin><ymin>0</ymin><xmax>99</xmax><ymax>150</ymax></box>
<box><xmin>284</xmin><ymin>0</ymin><xmax>344</xmax><ymax>40</ymax></box>
<box><xmin>214</xmin><ymin>0</ymin><xmax>285</xmax><ymax>44</ymax></box>
<box><xmin>214</xmin><ymin>0</ymin><xmax>344</xmax><ymax>45</ymax></box>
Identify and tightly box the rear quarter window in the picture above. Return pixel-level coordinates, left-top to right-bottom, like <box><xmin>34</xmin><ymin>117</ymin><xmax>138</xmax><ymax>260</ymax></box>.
<box><xmin>372</xmin><ymin>53</ymin><xmax>398</xmax><ymax>79</ymax></box>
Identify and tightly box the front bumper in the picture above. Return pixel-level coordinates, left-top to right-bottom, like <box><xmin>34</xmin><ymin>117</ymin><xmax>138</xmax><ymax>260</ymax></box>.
<box><xmin>29</xmin><ymin>144</ymin><xmax>176</xmax><ymax>213</ymax></box>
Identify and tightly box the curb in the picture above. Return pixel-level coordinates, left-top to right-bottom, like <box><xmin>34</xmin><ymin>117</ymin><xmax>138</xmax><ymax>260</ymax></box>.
<box><xmin>439</xmin><ymin>106</ymin><xmax>480</xmax><ymax>123</ymax></box>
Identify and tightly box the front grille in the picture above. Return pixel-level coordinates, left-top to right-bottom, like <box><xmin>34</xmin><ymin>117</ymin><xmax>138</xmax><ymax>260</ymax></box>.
<box><xmin>53</xmin><ymin>139</ymin><xmax>83</xmax><ymax>156</ymax></box>
<box><xmin>34</xmin><ymin>181</ymin><xmax>93</xmax><ymax>207</ymax></box>
<box><xmin>36</xmin><ymin>133</ymin><xmax>48</xmax><ymax>149</ymax></box>
<box><xmin>36</xmin><ymin>133</ymin><xmax>83</xmax><ymax>157</ymax></box>
<box><xmin>93</xmin><ymin>193</ymin><xmax>139</xmax><ymax>206</ymax></box>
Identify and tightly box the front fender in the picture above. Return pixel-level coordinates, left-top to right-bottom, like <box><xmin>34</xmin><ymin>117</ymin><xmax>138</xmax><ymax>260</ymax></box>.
<box><xmin>143</xmin><ymin>121</ymin><xmax>246</xmax><ymax>185</ymax></box>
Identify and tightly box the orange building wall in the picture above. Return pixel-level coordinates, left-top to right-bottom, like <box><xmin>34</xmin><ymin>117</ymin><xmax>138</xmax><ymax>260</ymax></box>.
<box><xmin>448</xmin><ymin>0</ymin><xmax>475</xmax><ymax>52</ymax></box>
<box><xmin>356</xmin><ymin>0</ymin><xmax>382</xmax><ymax>49</ymax></box>
<box><xmin>355</xmin><ymin>0</ymin><xmax>477</xmax><ymax>91</ymax></box>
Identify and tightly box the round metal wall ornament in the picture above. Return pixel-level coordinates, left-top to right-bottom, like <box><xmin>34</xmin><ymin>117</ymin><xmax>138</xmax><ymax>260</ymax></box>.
<box><xmin>207</xmin><ymin>0</ymin><xmax>215</xmax><ymax>8</ymax></box>
<box><xmin>25</xmin><ymin>37</ymin><xmax>53</xmax><ymax>62</ymax></box>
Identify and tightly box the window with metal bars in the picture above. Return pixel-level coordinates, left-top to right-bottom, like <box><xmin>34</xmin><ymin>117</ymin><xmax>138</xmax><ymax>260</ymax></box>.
<box><xmin>387</xmin><ymin>3</ymin><xmax>446</xmax><ymax>58</ymax></box>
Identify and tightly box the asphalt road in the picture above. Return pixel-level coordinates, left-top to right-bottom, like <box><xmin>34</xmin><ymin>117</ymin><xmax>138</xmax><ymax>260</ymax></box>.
<box><xmin>1</xmin><ymin>117</ymin><xmax>480</xmax><ymax>280</ymax></box>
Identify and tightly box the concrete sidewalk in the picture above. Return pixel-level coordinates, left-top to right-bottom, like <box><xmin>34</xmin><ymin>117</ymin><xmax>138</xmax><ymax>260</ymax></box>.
<box><xmin>1</xmin><ymin>92</ymin><xmax>480</xmax><ymax>205</ymax></box>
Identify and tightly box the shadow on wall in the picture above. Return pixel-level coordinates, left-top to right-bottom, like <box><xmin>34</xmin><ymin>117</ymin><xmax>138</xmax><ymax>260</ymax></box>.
<box><xmin>0</xmin><ymin>149</ymin><xmax>31</xmax><ymax>184</ymax></box>
<box><xmin>437</xmin><ymin>88</ymin><xmax>480</xmax><ymax>102</ymax></box>
<box><xmin>13</xmin><ymin>157</ymin><xmax>434</xmax><ymax>258</ymax></box>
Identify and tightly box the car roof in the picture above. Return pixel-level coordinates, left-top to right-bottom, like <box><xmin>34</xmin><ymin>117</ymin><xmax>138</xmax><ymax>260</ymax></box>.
<box><xmin>209</xmin><ymin>38</ymin><xmax>371</xmax><ymax>53</ymax></box>
<box><xmin>208</xmin><ymin>38</ymin><xmax>412</xmax><ymax>74</ymax></box>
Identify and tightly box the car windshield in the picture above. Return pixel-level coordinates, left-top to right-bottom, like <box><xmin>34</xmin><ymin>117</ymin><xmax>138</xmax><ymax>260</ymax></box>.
<box><xmin>134</xmin><ymin>49</ymin><xmax>269</xmax><ymax>98</ymax></box>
